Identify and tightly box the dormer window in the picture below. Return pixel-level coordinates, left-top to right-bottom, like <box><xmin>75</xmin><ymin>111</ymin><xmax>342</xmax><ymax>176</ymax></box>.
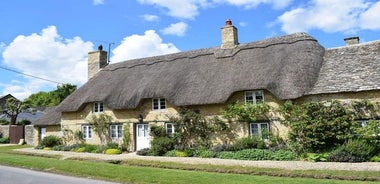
<box><xmin>245</xmin><ymin>90</ymin><xmax>264</xmax><ymax>104</ymax></box>
<box><xmin>153</xmin><ymin>98</ymin><xmax>166</xmax><ymax>110</ymax></box>
<box><xmin>94</xmin><ymin>102</ymin><xmax>104</xmax><ymax>113</ymax></box>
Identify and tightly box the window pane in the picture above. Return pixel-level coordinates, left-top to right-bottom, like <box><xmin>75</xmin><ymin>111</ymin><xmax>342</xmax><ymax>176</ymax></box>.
<box><xmin>245</xmin><ymin>92</ymin><xmax>254</xmax><ymax>104</ymax></box>
<box><xmin>117</xmin><ymin>125</ymin><xmax>123</xmax><ymax>138</ymax></box>
<box><xmin>160</xmin><ymin>99</ymin><xmax>166</xmax><ymax>109</ymax></box>
<box><xmin>99</xmin><ymin>103</ymin><xmax>103</xmax><ymax>112</ymax></box>
<box><xmin>94</xmin><ymin>103</ymin><xmax>98</xmax><ymax>112</ymax></box>
<box><xmin>153</xmin><ymin>99</ymin><xmax>159</xmax><ymax>110</ymax></box>
<box><xmin>250</xmin><ymin>123</ymin><xmax>259</xmax><ymax>136</ymax></box>
<box><xmin>88</xmin><ymin>126</ymin><xmax>92</xmax><ymax>138</ymax></box>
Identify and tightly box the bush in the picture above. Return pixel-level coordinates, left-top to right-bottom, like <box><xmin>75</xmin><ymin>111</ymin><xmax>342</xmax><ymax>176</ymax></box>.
<box><xmin>0</xmin><ymin>137</ymin><xmax>10</xmax><ymax>144</ymax></box>
<box><xmin>198</xmin><ymin>149</ymin><xmax>217</xmax><ymax>158</ymax></box>
<box><xmin>76</xmin><ymin>147</ymin><xmax>86</xmax><ymax>152</ymax></box>
<box><xmin>52</xmin><ymin>145</ymin><xmax>65</xmax><ymax>151</ymax></box>
<box><xmin>164</xmin><ymin>150</ymin><xmax>177</xmax><ymax>157</ymax></box>
<box><xmin>370</xmin><ymin>155</ymin><xmax>380</xmax><ymax>162</ymax></box>
<box><xmin>306</xmin><ymin>153</ymin><xmax>329</xmax><ymax>162</ymax></box>
<box><xmin>211</xmin><ymin>144</ymin><xmax>234</xmax><ymax>152</ymax></box>
<box><xmin>218</xmin><ymin>151</ymin><xmax>235</xmax><ymax>159</ymax></box>
<box><xmin>149</xmin><ymin>137</ymin><xmax>175</xmax><ymax>156</ymax></box>
<box><xmin>232</xmin><ymin>137</ymin><xmax>263</xmax><ymax>151</ymax></box>
<box><xmin>328</xmin><ymin>139</ymin><xmax>377</xmax><ymax>162</ymax></box>
<box><xmin>175</xmin><ymin>151</ymin><xmax>189</xmax><ymax>157</ymax></box>
<box><xmin>34</xmin><ymin>145</ymin><xmax>44</xmax><ymax>149</ymax></box>
<box><xmin>104</xmin><ymin>148</ymin><xmax>122</xmax><ymax>154</ymax></box>
<box><xmin>41</xmin><ymin>135</ymin><xmax>62</xmax><ymax>147</ymax></box>
<box><xmin>136</xmin><ymin>148</ymin><xmax>150</xmax><ymax>156</ymax></box>
<box><xmin>150</xmin><ymin>125</ymin><xmax>166</xmax><ymax>137</ymax></box>
<box><xmin>271</xmin><ymin>150</ymin><xmax>298</xmax><ymax>161</ymax></box>
<box><xmin>84</xmin><ymin>144</ymin><xmax>99</xmax><ymax>153</ymax></box>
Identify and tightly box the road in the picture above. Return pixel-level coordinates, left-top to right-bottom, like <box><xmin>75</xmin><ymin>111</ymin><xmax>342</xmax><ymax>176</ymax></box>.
<box><xmin>0</xmin><ymin>165</ymin><xmax>120</xmax><ymax>184</ymax></box>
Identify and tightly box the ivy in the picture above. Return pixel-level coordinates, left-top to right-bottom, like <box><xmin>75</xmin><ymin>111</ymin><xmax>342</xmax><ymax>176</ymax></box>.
<box><xmin>222</xmin><ymin>102</ymin><xmax>271</xmax><ymax>122</ymax></box>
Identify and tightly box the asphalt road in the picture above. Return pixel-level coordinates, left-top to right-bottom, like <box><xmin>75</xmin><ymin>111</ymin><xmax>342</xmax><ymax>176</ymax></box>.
<box><xmin>0</xmin><ymin>165</ymin><xmax>120</xmax><ymax>184</ymax></box>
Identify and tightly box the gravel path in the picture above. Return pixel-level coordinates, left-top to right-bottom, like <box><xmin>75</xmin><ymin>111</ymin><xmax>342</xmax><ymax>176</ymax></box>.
<box><xmin>14</xmin><ymin>147</ymin><xmax>380</xmax><ymax>171</ymax></box>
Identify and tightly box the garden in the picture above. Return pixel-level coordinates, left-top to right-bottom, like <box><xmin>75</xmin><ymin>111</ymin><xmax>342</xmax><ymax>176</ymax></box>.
<box><xmin>32</xmin><ymin>100</ymin><xmax>380</xmax><ymax>163</ymax></box>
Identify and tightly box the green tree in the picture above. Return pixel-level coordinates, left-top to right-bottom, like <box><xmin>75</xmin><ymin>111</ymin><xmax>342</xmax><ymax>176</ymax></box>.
<box><xmin>279</xmin><ymin>100</ymin><xmax>355</xmax><ymax>154</ymax></box>
<box><xmin>88</xmin><ymin>113</ymin><xmax>113</xmax><ymax>144</ymax></box>
<box><xmin>1</xmin><ymin>97</ymin><xmax>28</xmax><ymax>125</ymax></box>
<box><xmin>24</xmin><ymin>83</ymin><xmax>77</xmax><ymax>108</ymax></box>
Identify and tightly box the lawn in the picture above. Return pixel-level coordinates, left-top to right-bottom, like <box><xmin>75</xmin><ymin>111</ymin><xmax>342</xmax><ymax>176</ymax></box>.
<box><xmin>0</xmin><ymin>145</ymin><xmax>378</xmax><ymax>184</ymax></box>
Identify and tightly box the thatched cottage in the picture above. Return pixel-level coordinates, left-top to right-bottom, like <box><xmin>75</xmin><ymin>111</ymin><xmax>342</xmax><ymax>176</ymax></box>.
<box><xmin>34</xmin><ymin>20</ymin><xmax>380</xmax><ymax>150</ymax></box>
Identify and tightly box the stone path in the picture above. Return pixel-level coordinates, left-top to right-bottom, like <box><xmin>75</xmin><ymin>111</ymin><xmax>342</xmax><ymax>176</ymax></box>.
<box><xmin>13</xmin><ymin>147</ymin><xmax>380</xmax><ymax>171</ymax></box>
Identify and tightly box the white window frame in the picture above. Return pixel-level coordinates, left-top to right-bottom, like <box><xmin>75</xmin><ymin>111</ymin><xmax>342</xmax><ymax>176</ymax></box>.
<box><xmin>82</xmin><ymin>125</ymin><xmax>93</xmax><ymax>139</ymax></box>
<box><xmin>152</xmin><ymin>98</ymin><xmax>166</xmax><ymax>110</ymax></box>
<box><xmin>165</xmin><ymin>123</ymin><xmax>175</xmax><ymax>136</ymax></box>
<box><xmin>245</xmin><ymin>90</ymin><xmax>264</xmax><ymax>104</ymax></box>
<box><xmin>356</xmin><ymin>120</ymin><xmax>369</xmax><ymax>127</ymax></box>
<box><xmin>249</xmin><ymin>122</ymin><xmax>269</xmax><ymax>140</ymax></box>
<box><xmin>93</xmin><ymin>102</ymin><xmax>104</xmax><ymax>113</ymax></box>
<box><xmin>110</xmin><ymin>124</ymin><xmax>123</xmax><ymax>139</ymax></box>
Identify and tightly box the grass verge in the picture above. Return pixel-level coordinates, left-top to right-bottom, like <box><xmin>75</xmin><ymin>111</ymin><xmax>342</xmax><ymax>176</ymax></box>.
<box><xmin>0</xmin><ymin>145</ymin><xmax>379</xmax><ymax>184</ymax></box>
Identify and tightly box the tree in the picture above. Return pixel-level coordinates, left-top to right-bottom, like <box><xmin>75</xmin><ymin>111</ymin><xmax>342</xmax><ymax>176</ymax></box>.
<box><xmin>279</xmin><ymin>100</ymin><xmax>355</xmax><ymax>153</ymax></box>
<box><xmin>24</xmin><ymin>83</ymin><xmax>77</xmax><ymax>108</ymax></box>
<box><xmin>1</xmin><ymin>97</ymin><xmax>28</xmax><ymax>126</ymax></box>
<box><xmin>88</xmin><ymin>113</ymin><xmax>113</xmax><ymax>144</ymax></box>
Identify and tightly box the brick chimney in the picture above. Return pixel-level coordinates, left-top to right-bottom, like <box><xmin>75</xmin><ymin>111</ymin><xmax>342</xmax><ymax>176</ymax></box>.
<box><xmin>221</xmin><ymin>19</ymin><xmax>238</xmax><ymax>49</ymax></box>
<box><xmin>344</xmin><ymin>37</ymin><xmax>360</xmax><ymax>46</ymax></box>
<box><xmin>88</xmin><ymin>45</ymin><xmax>107</xmax><ymax>80</ymax></box>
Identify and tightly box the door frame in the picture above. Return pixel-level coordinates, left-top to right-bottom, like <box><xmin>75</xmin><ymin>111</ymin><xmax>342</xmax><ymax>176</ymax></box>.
<box><xmin>135</xmin><ymin>123</ymin><xmax>150</xmax><ymax>151</ymax></box>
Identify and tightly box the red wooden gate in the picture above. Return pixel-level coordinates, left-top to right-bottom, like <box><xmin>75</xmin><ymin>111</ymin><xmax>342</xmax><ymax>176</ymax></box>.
<box><xmin>9</xmin><ymin>126</ymin><xmax>24</xmax><ymax>144</ymax></box>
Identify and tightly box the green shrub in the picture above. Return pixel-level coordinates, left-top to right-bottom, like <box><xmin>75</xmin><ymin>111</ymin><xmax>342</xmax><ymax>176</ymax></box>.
<box><xmin>218</xmin><ymin>151</ymin><xmax>235</xmax><ymax>159</ymax></box>
<box><xmin>271</xmin><ymin>150</ymin><xmax>298</xmax><ymax>161</ymax></box>
<box><xmin>84</xmin><ymin>144</ymin><xmax>99</xmax><ymax>153</ymax></box>
<box><xmin>232</xmin><ymin>137</ymin><xmax>263</xmax><ymax>151</ymax></box>
<box><xmin>104</xmin><ymin>148</ymin><xmax>122</xmax><ymax>154</ymax></box>
<box><xmin>52</xmin><ymin>145</ymin><xmax>65</xmax><ymax>151</ymax></box>
<box><xmin>41</xmin><ymin>135</ymin><xmax>62</xmax><ymax>147</ymax></box>
<box><xmin>306</xmin><ymin>153</ymin><xmax>329</xmax><ymax>162</ymax></box>
<box><xmin>0</xmin><ymin>137</ymin><xmax>10</xmax><ymax>144</ymax></box>
<box><xmin>211</xmin><ymin>144</ymin><xmax>234</xmax><ymax>152</ymax></box>
<box><xmin>175</xmin><ymin>151</ymin><xmax>188</xmax><ymax>157</ymax></box>
<box><xmin>164</xmin><ymin>150</ymin><xmax>177</xmax><ymax>157</ymax></box>
<box><xmin>149</xmin><ymin>137</ymin><xmax>174</xmax><ymax>156</ymax></box>
<box><xmin>76</xmin><ymin>147</ymin><xmax>86</xmax><ymax>152</ymax></box>
<box><xmin>198</xmin><ymin>149</ymin><xmax>217</xmax><ymax>158</ymax></box>
<box><xmin>370</xmin><ymin>155</ymin><xmax>380</xmax><ymax>162</ymax></box>
<box><xmin>328</xmin><ymin>139</ymin><xmax>377</xmax><ymax>162</ymax></box>
<box><xmin>136</xmin><ymin>148</ymin><xmax>150</xmax><ymax>156</ymax></box>
<box><xmin>34</xmin><ymin>145</ymin><xmax>44</xmax><ymax>149</ymax></box>
<box><xmin>150</xmin><ymin>125</ymin><xmax>167</xmax><ymax>137</ymax></box>
<box><xmin>234</xmin><ymin>149</ymin><xmax>272</xmax><ymax>160</ymax></box>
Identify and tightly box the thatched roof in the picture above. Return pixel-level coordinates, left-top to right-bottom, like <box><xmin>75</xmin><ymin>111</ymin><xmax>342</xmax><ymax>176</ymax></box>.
<box><xmin>33</xmin><ymin>106</ymin><xmax>61</xmax><ymax>126</ymax></box>
<box><xmin>58</xmin><ymin>32</ymin><xmax>325</xmax><ymax>112</ymax></box>
<box><xmin>308</xmin><ymin>40</ymin><xmax>380</xmax><ymax>95</ymax></box>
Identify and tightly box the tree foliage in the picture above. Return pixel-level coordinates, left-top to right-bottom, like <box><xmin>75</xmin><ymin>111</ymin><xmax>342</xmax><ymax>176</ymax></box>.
<box><xmin>88</xmin><ymin>113</ymin><xmax>113</xmax><ymax>144</ymax></box>
<box><xmin>1</xmin><ymin>97</ymin><xmax>28</xmax><ymax>125</ymax></box>
<box><xmin>169</xmin><ymin>108</ymin><xmax>231</xmax><ymax>149</ymax></box>
<box><xmin>24</xmin><ymin>83</ymin><xmax>76</xmax><ymax>108</ymax></box>
<box><xmin>279</xmin><ymin>100</ymin><xmax>355</xmax><ymax>153</ymax></box>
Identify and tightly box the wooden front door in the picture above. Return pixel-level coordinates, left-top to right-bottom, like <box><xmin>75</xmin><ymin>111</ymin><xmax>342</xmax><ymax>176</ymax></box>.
<box><xmin>136</xmin><ymin>124</ymin><xmax>150</xmax><ymax>151</ymax></box>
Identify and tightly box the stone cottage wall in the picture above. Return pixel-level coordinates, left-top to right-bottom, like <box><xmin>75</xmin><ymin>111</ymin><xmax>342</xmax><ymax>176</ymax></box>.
<box><xmin>24</xmin><ymin>125</ymin><xmax>34</xmax><ymax>145</ymax></box>
<box><xmin>0</xmin><ymin>125</ymin><xmax>9</xmax><ymax>138</ymax></box>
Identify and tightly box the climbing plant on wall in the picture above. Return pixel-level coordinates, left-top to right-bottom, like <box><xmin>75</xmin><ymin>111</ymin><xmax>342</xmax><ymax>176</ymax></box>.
<box><xmin>88</xmin><ymin>113</ymin><xmax>113</xmax><ymax>144</ymax></box>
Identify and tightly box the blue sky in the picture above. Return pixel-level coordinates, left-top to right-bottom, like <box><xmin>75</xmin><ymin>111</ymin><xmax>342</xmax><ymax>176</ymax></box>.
<box><xmin>1</xmin><ymin>0</ymin><xmax>380</xmax><ymax>100</ymax></box>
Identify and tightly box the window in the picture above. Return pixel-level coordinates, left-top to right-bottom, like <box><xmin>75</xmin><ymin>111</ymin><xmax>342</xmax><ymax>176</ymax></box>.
<box><xmin>153</xmin><ymin>98</ymin><xmax>166</xmax><ymax>110</ymax></box>
<box><xmin>94</xmin><ymin>102</ymin><xmax>104</xmax><ymax>113</ymax></box>
<box><xmin>82</xmin><ymin>125</ymin><xmax>93</xmax><ymax>139</ymax></box>
<box><xmin>356</xmin><ymin>120</ymin><xmax>369</xmax><ymax>127</ymax></box>
<box><xmin>250</xmin><ymin>122</ymin><xmax>269</xmax><ymax>140</ymax></box>
<box><xmin>165</xmin><ymin>123</ymin><xmax>175</xmax><ymax>136</ymax></box>
<box><xmin>110</xmin><ymin>124</ymin><xmax>123</xmax><ymax>139</ymax></box>
<box><xmin>245</xmin><ymin>90</ymin><xmax>264</xmax><ymax>104</ymax></box>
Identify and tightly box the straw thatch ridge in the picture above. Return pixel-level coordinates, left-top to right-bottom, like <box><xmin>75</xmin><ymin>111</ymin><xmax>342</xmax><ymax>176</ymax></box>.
<box><xmin>308</xmin><ymin>40</ymin><xmax>380</xmax><ymax>95</ymax></box>
<box><xmin>58</xmin><ymin>32</ymin><xmax>325</xmax><ymax>112</ymax></box>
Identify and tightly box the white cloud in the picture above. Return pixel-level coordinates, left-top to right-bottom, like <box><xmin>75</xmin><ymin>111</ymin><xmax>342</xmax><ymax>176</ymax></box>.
<box><xmin>141</xmin><ymin>14</ymin><xmax>160</xmax><ymax>22</ymax></box>
<box><xmin>161</xmin><ymin>22</ymin><xmax>188</xmax><ymax>36</ymax></box>
<box><xmin>110</xmin><ymin>30</ymin><xmax>180</xmax><ymax>62</ymax></box>
<box><xmin>360</xmin><ymin>1</ymin><xmax>380</xmax><ymax>30</ymax></box>
<box><xmin>2</xmin><ymin>26</ymin><xmax>93</xmax><ymax>99</ymax></box>
<box><xmin>212</xmin><ymin>0</ymin><xmax>294</xmax><ymax>9</ymax></box>
<box><xmin>277</xmin><ymin>0</ymin><xmax>379</xmax><ymax>34</ymax></box>
<box><xmin>137</xmin><ymin>0</ymin><xmax>210</xmax><ymax>19</ymax></box>
<box><xmin>93</xmin><ymin>0</ymin><xmax>104</xmax><ymax>5</ymax></box>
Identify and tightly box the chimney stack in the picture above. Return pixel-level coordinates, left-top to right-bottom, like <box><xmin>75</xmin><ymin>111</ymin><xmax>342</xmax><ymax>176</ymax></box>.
<box><xmin>221</xmin><ymin>19</ymin><xmax>238</xmax><ymax>49</ymax></box>
<box><xmin>88</xmin><ymin>45</ymin><xmax>107</xmax><ymax>80</ymax></box>
<box><xmin>344</xmin><ymin>37</ymin><xmax>360</xmax><ymax>46</ymax></box>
